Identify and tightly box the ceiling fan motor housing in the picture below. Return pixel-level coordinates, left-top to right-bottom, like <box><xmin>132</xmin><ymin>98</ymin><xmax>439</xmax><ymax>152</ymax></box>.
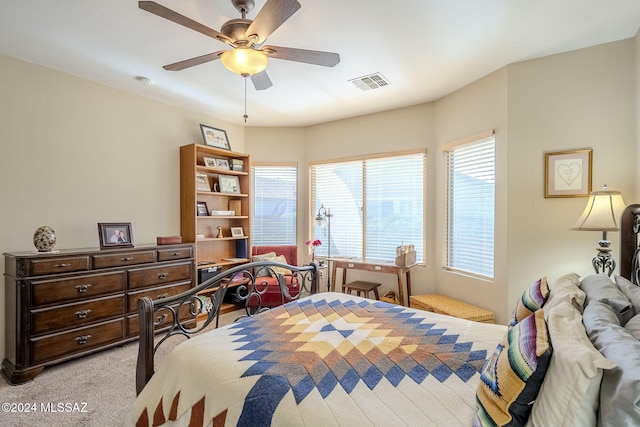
<box><xmin>220</xmin><ymin>18</ymin><xmax>254</xmax><ymax>45</ymax></box>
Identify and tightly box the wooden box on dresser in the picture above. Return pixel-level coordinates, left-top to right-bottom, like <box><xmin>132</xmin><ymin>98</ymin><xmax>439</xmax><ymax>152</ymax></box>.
<box><xmin>2</xmin><ymin>243</ymin><xmax>196</xmax><ymax>384</ymax></box>
<box><xmin>180</xmin><ymin>143</ymin><xmax>250</xmax><ymax>315</ymax></box>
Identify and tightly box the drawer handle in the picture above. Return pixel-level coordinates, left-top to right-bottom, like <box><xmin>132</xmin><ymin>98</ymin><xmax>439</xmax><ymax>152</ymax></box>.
<box><xmin>158</xmin><ymin>273</ymin><xmax>168</xmax><ymax>280</ymax></box>
<box><xmin>171</xmin><ymin>252</ymin><xmax>180</xmax><ymax>256</ymax></box>
<box><xmin>54</xmin><ymin>263</ymin><xmax>71</xmax><ymax>268</ymax></box>
<box><xmin>120</xmin><ymin>256</ymin><xmax>134</xmax><ymax>261</ymax></box>
<box><xmin>157</xmin><ymin>293</ymin><xmax>169</xmax><ymax>300</ymax></box>
<box><xmin>75</xmin><ymin>335</ymin><xmax>91</xmax><ymax>345</ymax></box>
<box><xmin>156</xmin><ymin>313</ymin><xmax>168</xmax><ymax>324</ymax></box>
<box><xmin>75</xmin><ymin>309</ymin><xmax>92</xmax><ymax>319</ymax></box>
<box><xmin>75</xmin><ymin>284</ymin><xmax>92</xmax><ymax>293</ymax></box>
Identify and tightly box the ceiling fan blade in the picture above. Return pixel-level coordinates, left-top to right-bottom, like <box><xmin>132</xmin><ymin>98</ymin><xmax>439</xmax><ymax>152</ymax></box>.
<box><xmin>163</xmin><ymin>51</ymin><xmax>225</xmax><ymax>71</ymax></box>
<box><xmin>262</xmin><ymin>45</ymin><xmax>340</xmax><ymax>67</ymax></box>
<box><xmin>250</xmin><ymin>70</ymin><xmax>273</xmax><ymax>91</ymax></box>
<box><xmin>138</xmin><ymin>1</ymin><xmax>232</xmax><ymax>45</ymax></box>
<box><xmin>246</xmin><ymin>0</ymin><xmax>301</xmax><ymax>45</ymax></box>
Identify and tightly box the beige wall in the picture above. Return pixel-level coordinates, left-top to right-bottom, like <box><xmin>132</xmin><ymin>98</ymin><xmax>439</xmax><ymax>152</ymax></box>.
<box><xmin>506</xmin><ymin>39</ymin><xmax>636</xmax><ymax>316</ymax></box>
<box><xmin>433</xmin><ymin>67</ymin><xmax>510</xmax><ymax>322</ymax></box>
<box><xmin>0</xmin><ymin>54</ymin><xmax>244</xmax><ymax>360</ymax></box>
<box><xmin>0</xmin><ymin>35</ymin><xmax>637</xmax><ymax>360</ymax></box>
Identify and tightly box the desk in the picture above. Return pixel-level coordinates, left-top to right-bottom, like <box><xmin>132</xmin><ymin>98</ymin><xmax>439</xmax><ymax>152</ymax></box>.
<box><xmin>330</xmin><ymin>258</ymin><xmax>417</xmax><ymax>306</ymax></box>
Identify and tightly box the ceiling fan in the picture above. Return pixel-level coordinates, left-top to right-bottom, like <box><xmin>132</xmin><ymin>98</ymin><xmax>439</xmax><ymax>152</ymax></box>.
<box><xmin>139</xmin><ymin>0</ymin><xmax>341</xmax><ymax>90</ymax></box>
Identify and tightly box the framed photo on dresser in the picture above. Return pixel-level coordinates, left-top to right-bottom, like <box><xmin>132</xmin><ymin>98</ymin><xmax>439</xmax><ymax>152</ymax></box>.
<box><xmin>98</xmin><ymin>222</ymin><xmax>134</xmax><ymax>249</ymax></box>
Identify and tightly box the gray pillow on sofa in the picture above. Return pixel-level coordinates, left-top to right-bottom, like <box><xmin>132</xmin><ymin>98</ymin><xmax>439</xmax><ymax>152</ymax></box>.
<box><xmin>580</xmin><ymin>274</ymin><xmax>635</xmax><ymax>325</ymax></box>
<box><xmin>583</xmin><ymin>301</ymin><xmax>640</xmax><ymax>427</ymax></box>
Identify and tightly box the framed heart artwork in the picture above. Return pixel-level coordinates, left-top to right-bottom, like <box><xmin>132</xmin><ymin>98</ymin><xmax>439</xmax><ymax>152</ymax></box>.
<box><xmin>544</xmin><ymin>149</ymin><xmax>592</xmax><ymax>198</ymax></box>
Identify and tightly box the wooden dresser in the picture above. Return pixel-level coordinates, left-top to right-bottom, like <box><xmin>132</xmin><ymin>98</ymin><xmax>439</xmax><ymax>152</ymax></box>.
<box><xmin>2</xmin><ymin>244</ymin><xmax>195</xmax><ymax>384</ymax></box>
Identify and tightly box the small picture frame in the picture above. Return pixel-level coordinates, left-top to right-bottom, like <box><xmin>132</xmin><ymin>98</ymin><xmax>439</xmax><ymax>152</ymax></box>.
<box><xmin>215</xmin><ymin>158</ymin><xmax>230</xmax><ymax>169</ymax></box>
<box><xmin>230</xmin><ymin>227</ymin><xmax>244</xmax><ymax>237</ymax></box>
<box><xmin>98</xmin><ymin>222</ymin><xmax>134</xmax><ymax>249</ymax></box>
<box><xmin>203</xmin><ymin>157</ymin><xmax>217</xmax><ymax>168</ymax></box>
<box><xmin>195</xmin><ymin>173</ymin><xmax>211</xmax><ymax>191</ymax></box>
<box><xmin>200</xmin><ymin>124</ymin><xmax>231</xmax><ymax>151</ymax></box>
<box><xmin>196</xmin><ymin>201</ymin><xmax>209</xmax><ymax>216</ymax></box>
<box><xmin>544</xmin><ymin>149</ymin><xmax>592</xmax><ymax>198</ymax></box>
<box><xmin>218</xmin><ymin>174</ymin><xmax>240</xmax><ymax>194</ymax></box>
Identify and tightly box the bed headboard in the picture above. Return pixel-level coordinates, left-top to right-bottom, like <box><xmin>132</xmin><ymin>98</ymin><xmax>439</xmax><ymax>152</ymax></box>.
<box><xmin>620</xmin><ymin>203</ymin><xmax>640</xmax><ymax>283</ymax></box>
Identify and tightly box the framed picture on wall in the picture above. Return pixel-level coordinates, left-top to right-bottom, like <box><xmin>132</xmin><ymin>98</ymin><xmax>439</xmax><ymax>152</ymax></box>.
<box><xmin>544</xmin><ymin>149</ymin><xmax>592</xmax><ymax>198</ymax></box>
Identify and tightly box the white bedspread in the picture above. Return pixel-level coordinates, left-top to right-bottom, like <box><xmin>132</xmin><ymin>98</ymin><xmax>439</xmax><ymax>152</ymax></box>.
<box><xmin>128</xmin><ymin>292</ymin><xmax>506</xmax><ymax>426</ymax></box>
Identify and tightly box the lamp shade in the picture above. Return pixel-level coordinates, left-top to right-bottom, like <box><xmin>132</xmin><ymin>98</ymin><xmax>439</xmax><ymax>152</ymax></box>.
<box><xmin>572</xmin><ymin>188</ymin><xmax>626</xmax><ymax>231</ymax></box>
<box><xmin>220</xmin><ymin>48</ymin><xmax>268</xmax><ymax>76</ymax></box>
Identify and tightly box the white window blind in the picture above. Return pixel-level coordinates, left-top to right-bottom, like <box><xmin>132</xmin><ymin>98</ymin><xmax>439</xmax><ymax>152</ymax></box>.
<box><xmin>252</xmin><ymin>164</ymin><xmax>297</xmax><ymax>245</ymax></box>
<box><xmin>444</xmin><ymin>135</ymin><xmax>495</xmax><ymax>278</ymax></box>
<box><xmin>310</xmin><ymin>151</ymin><xmax>425</xmax><ymax>262</ymax></box>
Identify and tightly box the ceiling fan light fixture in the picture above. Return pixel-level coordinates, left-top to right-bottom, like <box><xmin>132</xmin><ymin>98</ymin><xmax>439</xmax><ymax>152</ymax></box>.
<box><xmin>221</xmin><ymin>48</ymin><xmax>268</xmax><ymax>76</ymax></box>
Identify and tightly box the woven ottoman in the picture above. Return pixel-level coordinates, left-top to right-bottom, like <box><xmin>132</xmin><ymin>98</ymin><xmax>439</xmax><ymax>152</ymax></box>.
<box><xmin>410</xmin><ymin>294</ymin><xmax>495</xmax><ymax>323</ymax></box>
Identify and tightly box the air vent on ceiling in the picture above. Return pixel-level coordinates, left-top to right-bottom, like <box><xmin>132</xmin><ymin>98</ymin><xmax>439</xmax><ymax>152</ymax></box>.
<box><xmin>349</xmin><ymin>73</ymin><xmax>390</xmax><ymax>91</ymax></box>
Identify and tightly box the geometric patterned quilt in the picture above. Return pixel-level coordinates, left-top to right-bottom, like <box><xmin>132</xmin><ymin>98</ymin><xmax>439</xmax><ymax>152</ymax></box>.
<box><xmin>129</xmin><ymin>293</ymin><xmax>506</xmax><ymax>427</ymax></box>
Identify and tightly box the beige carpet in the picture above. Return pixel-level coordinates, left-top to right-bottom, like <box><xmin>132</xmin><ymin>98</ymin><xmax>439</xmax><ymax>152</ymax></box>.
<box><xmin>0</xmin><ymin>310</ymin><xmax>241</xmax><ymax>427</ymax></box>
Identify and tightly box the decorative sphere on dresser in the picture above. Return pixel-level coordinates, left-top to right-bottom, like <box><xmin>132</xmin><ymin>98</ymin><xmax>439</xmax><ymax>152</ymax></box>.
<box><xmin>33</xmin><ymin>226</ymin><xmax>56</xmax><ymax>252</ymax></box>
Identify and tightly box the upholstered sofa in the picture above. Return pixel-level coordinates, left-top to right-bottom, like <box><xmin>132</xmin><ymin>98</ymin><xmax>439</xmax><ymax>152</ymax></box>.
<box><xmin>250</xmin><ymin>245</ymin><xmax>300</xmax><ymax>308</ymax></box>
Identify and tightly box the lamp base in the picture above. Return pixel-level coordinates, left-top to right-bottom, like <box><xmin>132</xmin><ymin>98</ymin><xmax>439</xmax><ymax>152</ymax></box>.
<box><xmin>593</xmin><ymin>239</ymin><xmax>615</xmax><ymax>277</ymax></box>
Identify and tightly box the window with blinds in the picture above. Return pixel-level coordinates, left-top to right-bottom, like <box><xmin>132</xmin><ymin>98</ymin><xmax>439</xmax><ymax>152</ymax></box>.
<box><xmin>252</xmin><ymin>164</ymin><xmax>297</xmax><ymax>245</ymax></box>
<box><xmin>444</xmin><ymin>134</ymin><xmax>495</xmax><ymax>278</ymax></box>
<box><xmin>310</xmin><ymin>150</ymin><xmax>425</xmax><ymax>263</ymax></box>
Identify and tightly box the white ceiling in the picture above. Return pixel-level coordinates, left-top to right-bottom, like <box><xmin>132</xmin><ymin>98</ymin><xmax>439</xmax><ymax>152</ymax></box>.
<box><xmin>1</xmin><ymin>1</ymin><xmax>639</xmax><ymax>127</ymax></box>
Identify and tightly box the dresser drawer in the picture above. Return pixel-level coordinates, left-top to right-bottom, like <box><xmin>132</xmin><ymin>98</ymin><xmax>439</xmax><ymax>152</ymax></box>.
<box><xmin>157</xmin><ymin>246</ymin><xmax>193</xmax><ymax>262</ymax></box>
<box><xmin>127</xmin><ymin>305</ymin><xmax>195</xmax><ymax>336</ymax></box>
<box><xmin>30</xmin><ymin>319</ymin><xmax>124</xmax><ymax>364</ymax></box>
<box><xmin>31</xmin><ymin>271</ymin><xmax>125</xmax><ymax>306</ymax></box>
<box><xmin>128</xmin><ymin>262</ymin><xmax>193</xmax><ymax>289</ymax></box>
<box><xmin>127</xmin><ymin>282</ymin><xmax>193</xmax><ymax>313</ymax></box>
<box><xmin>27</xmin><ymin>256</ymin><xmax>89</xmax><ymax>276</ymax></box>
<box><xmin>31</xmin><ymin>295</ymin><xmax>124</xmax><ymax>335</ymax></box>
<box><xmin>92</xmin><ymin>250</ymin><xmax>156</xmax><ymax>269</ymax></box>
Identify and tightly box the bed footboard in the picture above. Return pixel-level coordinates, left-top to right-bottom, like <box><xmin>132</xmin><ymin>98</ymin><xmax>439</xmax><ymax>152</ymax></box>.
<box><xmin>135</xmin><ymin>261</ymin><xmax>318</xmax><ymax>395</ymax></box>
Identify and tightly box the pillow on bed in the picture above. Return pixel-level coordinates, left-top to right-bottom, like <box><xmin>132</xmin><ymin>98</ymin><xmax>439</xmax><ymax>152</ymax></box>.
<box><xmin>615</xmin><ymin>275</ymin><xmax>640</xmax><ymax>313</ymax></box>
<box><xmin>475</xmin><ymin>309</ymin><xmax>551</xmax><ymax>426</ymax></box>
<box><xmin>509</xmin><ymin>277</ymin><xmax>550</xmax><ymax>326</ymax></box>
<box><xmin>543</xmin><ymin>273</ymin><xmax>584</xmax><ymax>315</ymax></box>
<box><xmin>526</xmin><ymin>301</ymin><xmax>616</xmax><ymax>427</ymax></box>
<box><xmin>580</xmin><ymin>274</ymin><xmax>635</xmax><ymax>325</ymax></box>
<box><xmin>583</xmin><ymin>300</ymin><xmax>640</xmax><ymax>426</ymax></box>
<box><xmin>624</xmin><ymin>314</ymin><xmax>640</xmax><ymax>341</ymax></box>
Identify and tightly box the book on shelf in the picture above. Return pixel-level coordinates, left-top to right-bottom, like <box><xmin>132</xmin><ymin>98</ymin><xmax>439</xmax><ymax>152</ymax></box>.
<box><xmin>210</xmin><ymin>210</ymin><xmax>235</xmax><ymax>216</ymax></box>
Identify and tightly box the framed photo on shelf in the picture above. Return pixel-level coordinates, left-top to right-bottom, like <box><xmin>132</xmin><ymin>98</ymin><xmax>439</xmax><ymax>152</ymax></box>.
<box><xmin>98</xmin><ymin>222</ymin><xmax>134</xmax><ymax>249</ymax></box>
<box><xmin>203</xmin><ymin>157</ymin><xmax>217</xmax><ymax>168</ymax></box>
<box><xmin>195</xmin><ymin>173</ymin><xmax>211</xmax><ymax>191</ymax></box>
<box><xmin>196</xmin><ymin>201</ymin><xmax>209</xmax><ymax>216</ymax></box>
<box><xmin>218</xmin><ymin>174</ymin><xmax>240</xmax><ymax>194</ymax></box>
<box><xmin>200</xmin><ymin>124</ymin><xmax>231</xmax><ymax>151</ymax></box>
<box><xmin>230</xmin><ymin>226</ymin><xmax>244</xmax><ymax>237</ymax></box>
<box><xmin>544</xmin><ymin>149</ymin><xmax>592</xmax><ymax>198</ymax></box>
<box><xmin>215</xmin><ymin>158</ymin><xmax>230</xmax><ymax>169</ymax></box>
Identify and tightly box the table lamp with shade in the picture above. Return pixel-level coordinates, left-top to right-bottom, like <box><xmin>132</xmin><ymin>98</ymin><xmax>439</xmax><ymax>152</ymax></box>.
<box><xmin>572</xmin><ymin>185</ymin><xmax>626</xmax><ymax>276</ymax></box>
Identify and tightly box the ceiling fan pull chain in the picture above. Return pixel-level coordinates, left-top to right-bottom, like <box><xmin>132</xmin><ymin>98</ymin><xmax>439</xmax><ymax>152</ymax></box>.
<box><xmin>243</xmin><ymin>77</ymin><xmax>249</xmax><ymax>123</ymax></box>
